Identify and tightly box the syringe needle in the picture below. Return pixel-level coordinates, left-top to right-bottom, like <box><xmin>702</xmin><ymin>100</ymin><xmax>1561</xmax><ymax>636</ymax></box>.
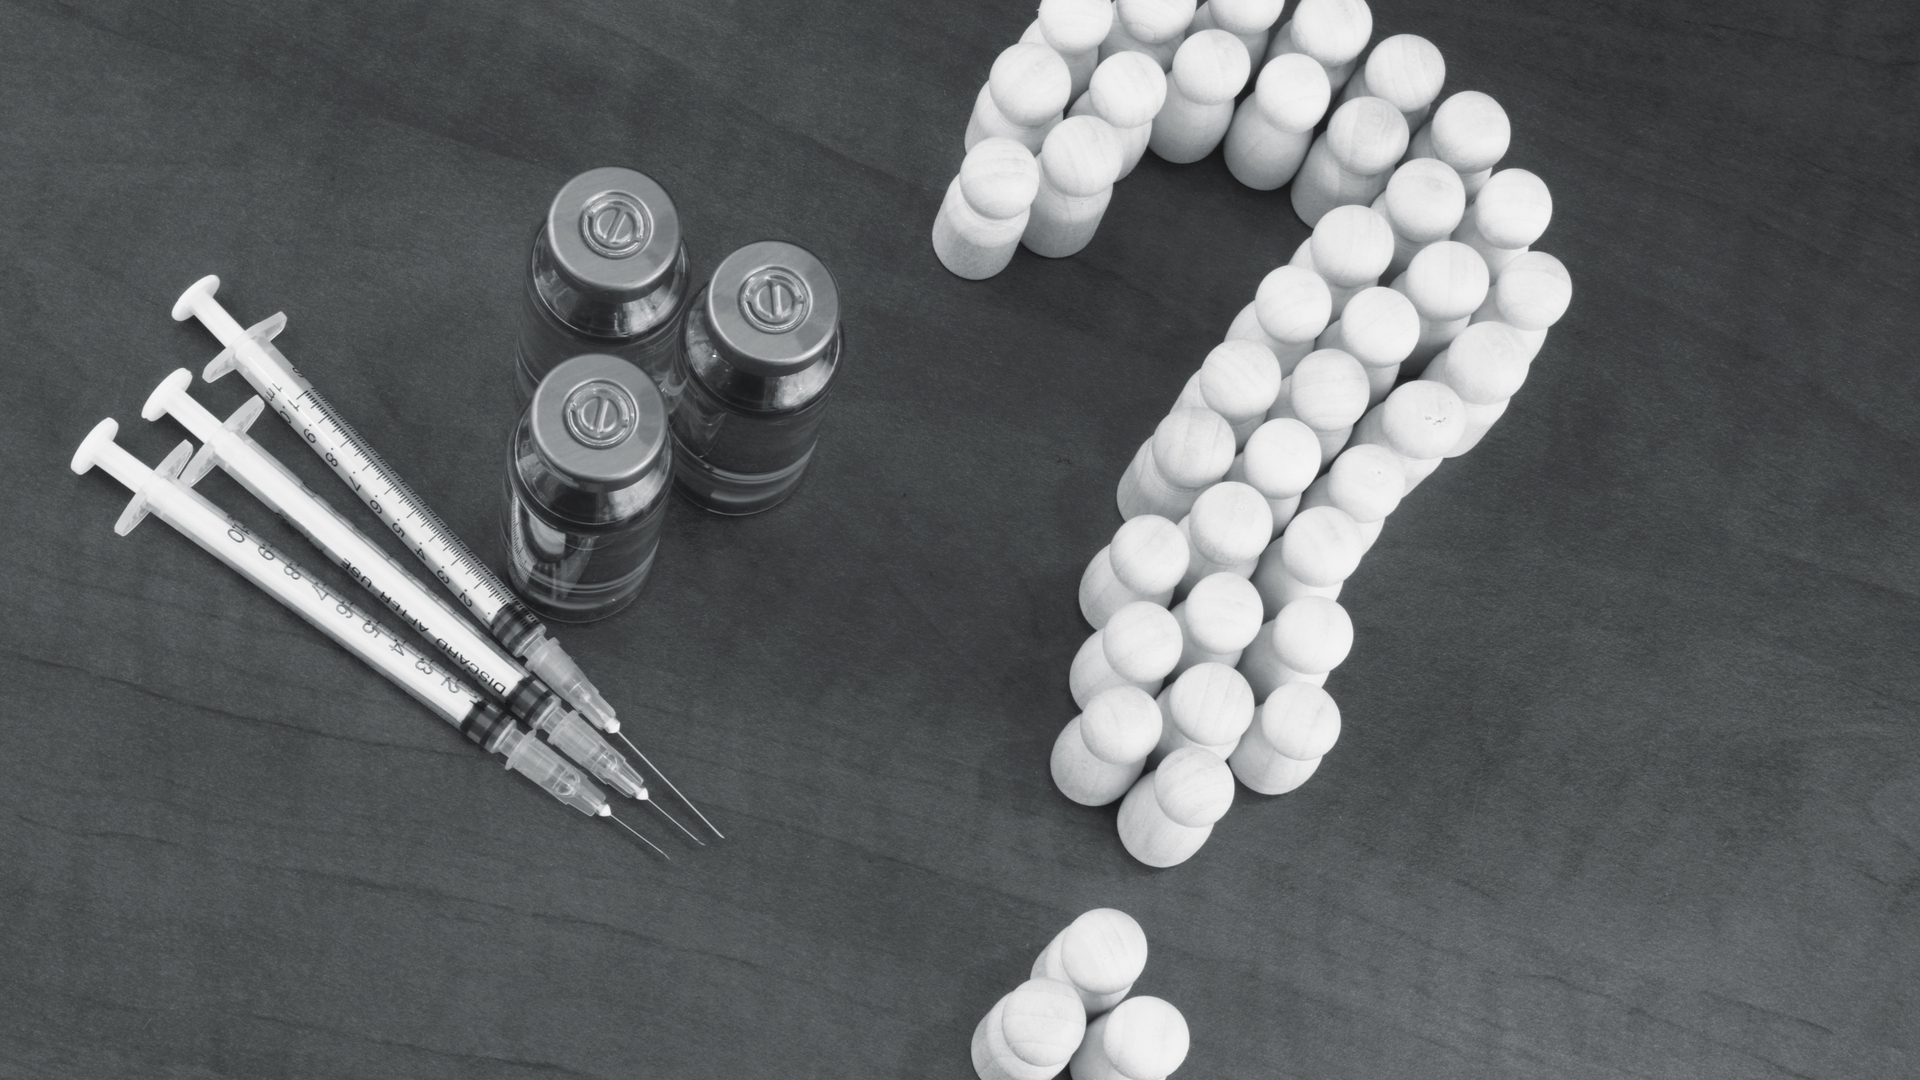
<box><xmin>646</xmin><ymin>797</ymin><xmax>705</xmax><ymax>847</ymax></box>
<box><xmin>617</xmin><ymin>731</ymin><xmax>726</xmax><ymax>840</ymax></box>
<box><xmin>609</xmin><ymin>814</ymin><xmax>669</xmax><ymax>860</ymax></box>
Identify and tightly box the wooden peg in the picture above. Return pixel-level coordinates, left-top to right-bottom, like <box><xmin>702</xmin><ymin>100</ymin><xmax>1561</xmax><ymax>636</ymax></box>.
<box><xmin>1300</xmin><ymin>204</ymin><xmax>1395</xmax><ymax>317</ymax></box>
<box><xmin>1315</xmin><ymin>285</ymin><xmax>1419</xmax><ymax>405</ymax></box>
<box><xmin>1170</xmin><ymin>572</ymin><xmax>1264</xmax><ymax>675</ymax></box>
<box><xmin>1422</xmin><ymin>321</ymin><xmax>1530</xmax><ymax>459</ymax></box>
<box><xmin>1230</xmin><ymin>681</ymin><xmax>1341</xmax><ymax>794</ymax></box>
<box><xmin>1223</xmin><ymin>52</ymin><xmax>1329</xmax><ymax>189</ymax></box>
<box><xmin>1452</xmin><ymin>167</ymin><xmax>1552</xmax><ymax>280</ymax></box>
<box><xmin>1299</xmin><ymin>441</ymin><xmax>1404</xmax><ymax>551</ymax></box>
<box><xmin>1393</xmin><ymin>238</ymin><xmax>1489</xmax><ymax>375</ymax></box>
<box><xmin>1176</xmin><ymin>480</ymin><xmax>1273</xmax><ymax>590</ymax></box>
<box><xmin>1340</xmin><ymin>33</ymin><xmax>1445</xmax><ymax>129</ymax></box>
<box><xmin>1269</xmin><ymin>348</ymin><xmax>1370</xmax><ymax>466</ymax></box>
<box><xmin>973</xmin><ymin>978</ymin><xmax>1088</xmax><ymax>1080</ymax></box>
<box><xmin>1102</xmin><ymin>0</ymin><xmax>1198</xmax><ymax>70</ymax></box>
<box><xmin>1053</xmin><ymin>685</ymin><xmax>1165</xmax><ymax>806</ymax></box>
<box><xmin>1349</xmin><ymin>379</ymin><xmax>1465</xmax><ymax>488</ymax></box>
<box><xmin>934</xmin><ymin>138</ymin><xmax>1041</xmax><ymax>280</ymax></box>
<box><xmin>1033</xmin><ymin>908</ymin><xmax>1151</xmax><ymax>1017</ymax></box>
<box><xmin>1081</xmin><ymin>515</ymin><xmax>1191</xmax><ymax>628</ymax></box>
<box><xmin>1172</xmin><ymin>339</ymin><xmax>1282</xmax><ymax>447</ymax></box>
<box><xmin>1377</xmin><ymin>157</ymin><xmax>1465</xmax><ymax>278</ymax></box>
<box><xmin>1263</xmin><ymin>0</ymin><xmax>1373</xmax><ymax>92</ymax></box>
<box><xmin>1032</xmin><ymin>0</ymin><xmax>1117</xmax><ymax>101</ymax></box>
<box><xmin>1117</xmin><ymin>407</ymin><xmax>1237</xmax><ymax>521</ymax></box>
<box><xmin>1470</xmin><ymin>249</ymin><xmax>1569</xmax><ymax>362</ymax></box>
<box><xmin>1290</xmin><ymin>96</ymin><xmax>1408</xmax><ymax>227</ymax></box>
<box><xmin>1117</xmin><ymin>747</ymin><xmax>1234</xmax><ymax>867</ymax></box>
<box><xmin>1406</xmin><ymin>90</ymin><xmax>1509</xmax><ymax>196</ymax></box>
<box><xmin>1025</xmin><ymin>115</ymin><xmax>1126</xmax><ymax>258</ymax></box>
<box><xmin>1189</xmin><ymin>0</ymin><xmax>1287</xmax><ymax>70</ymax></box>
<box><xmin>1071</xmin><ymin>51</ymin><xmax>1169</xmax><ymax>179</ymax></box>
<box><xmin>1148</xmin><ymin>29</ymin><xmax>1251</xmax><ymax>163</ymax></box>
<box><xmin>1070</xmin><ymin>600</ymin><xmax>1185</xmax><ymax>707</ymax></box>
<box><xmin>1226</xmin><ymin>417</ymin><xmax>1320</xmax><ymax>534</ymax></box>
<box><xmin>1226</xmin><ymin>264</ymin><xmax>1333</xmax><ymax>375</ymax></box>
<box><xmin>1153</xmin><ymin>660</ymin><xmax>1256</xmax><ymax>762</ymax></box>
<box><xmin>968</xmin><ymin>42</ymin><xmax>1074</xmax><ymax>153</ymax></box>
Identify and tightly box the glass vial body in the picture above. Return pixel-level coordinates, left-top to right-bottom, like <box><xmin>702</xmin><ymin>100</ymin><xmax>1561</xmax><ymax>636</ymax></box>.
<box><xmin>665</xmin><ymin>241</ymin><xmax>842</xmax><ymax>515</ymax></box>
<box><xmin>514</xmin><ymin>167</ymin><xmax>691</xmax><ymax>400</ymax></box>
<box><xmin>501</xmin><ymin>354</ymin><xmax>672</xmax><ymax>623</ymax></box>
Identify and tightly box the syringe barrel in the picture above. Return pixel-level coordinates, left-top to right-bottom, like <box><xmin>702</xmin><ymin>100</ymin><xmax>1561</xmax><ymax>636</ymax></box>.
<box><xmin>492</xmin><ymin>724</ymin><xmax>609</xmax><ymax>817</ymax></box>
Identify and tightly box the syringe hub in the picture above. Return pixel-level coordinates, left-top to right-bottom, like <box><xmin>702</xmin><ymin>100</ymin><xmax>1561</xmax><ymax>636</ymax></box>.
<box><xmin>171</xmin><ymin>274</ymin><xmax>247</xmax><ymax>346</ymax></box>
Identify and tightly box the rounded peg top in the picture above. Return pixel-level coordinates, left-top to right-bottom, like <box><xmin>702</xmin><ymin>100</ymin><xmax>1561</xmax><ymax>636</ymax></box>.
<box><xmin>1287</xmin><ymin>349</ymin><xmax>1371</xmax><ymax>430</ymax></box>
<box><xmin>1212</xmin><ymin>0</ymin><xmax>1286</xmax><ymax>35</ymax></box>
<box><xmin>1273</xmin><ymin>595</ymin><xmax>1353</xmax><ymax>674</ymax></box>
<box><xmin>1118</xmin><ymin>0</ymin><xmax>1199</xmax><ymax>44</ymax></box>
<box><xmin>1252</xmin><ymin>51</ymin><xmax>1332</xmax><ymax>132</ymax></box>
<box><xmin>1378</xmin><ymin>379</ymin><xmax>1466</xmax><ymax>459</ymax></box>
<box><xmin>1081</xmin><ymin>685</ymin><xmax>1165</xmax><ymax>765</ymax></box>
<box><xmin>1061</xmin><ymin>908</ymin><xmax>1150</xmax><ymax>994</ymax></box>
<box><xmin>1088</xmin><ymin>51</ymin><xmax>1170</xmax><ymax>128</ymax></box>
<box><xmin>1110</xmin><ymin>514</ymin><xmax>1192</xmax><ymax>596</ymax></box>
<box><xmin>1382</xmin><ymin>157</ymin><xmax>1467</xmax><ymax>244</ymax></box>
<box><xmin>960</xmin><ymin>138</ymin><xmax>1041</xmax><ymax>219</ymax></box>
<box><xmin>1429</xmin><ymin>91</ymin><xmax>1510</xmax><ymax>173</ymax></box>
<box><xmin>1198</xmin><ymin>340</ymin><xmax>1283</xmax><ymax>425</ymax></box>
<box><xmin>1403</xmin><ymin>240</ymin><xmax>1490</xmax><ymax>321</ymax></box>
<box><xmin>1038</xmin><ymin>0</ymin><xmax>1116</xmax><ymax>53</ymax></box>
<box><xmin>1165</xmin><ymin>661</ymin><xmax>1256</xmax><ymax>745</ymax></box>
<box><xmin>1103</xmin><ymin>601</ymin><xmax>1185</xmax><ymax>682</ymax></box>
<box><xmin>1492</xmin><ymin>250</ymin><xmax>1572</xmax><ymax>331</ymax></box>
<box><xmin>1363</xmin><ymin>34</ymin><xmax>1446</xmax><ymax>114</ymax></box>
<box><xmin>1186</xmin><ymin>481</ymin><xmax>1273</xmax><ymax>565</ymax></box>
<box><xmin>1290</xmin><ymin>0</ymin><xmax>1374</xmax><ymax>66</ymax></box>
<box><xmin>1151</xmin><ymin>747</ymin><xmax>1235</xmax><ymax>827</ymax></box>
<box><xmin>1279</xmin><ymin>504</ymin><xmax>1364</xmax><ymax>587</ymax></box>
<box><xmin>1254</xmin><ymin>264</ymin><xmax>1334</xmax><ymax>344</ymax></box>
<box><xmin>990</xmin><ymin>42</ymin><xmax>1073</xmax><ymax>127</ymax></box>
<box><xmin>1041</xmin><ymin>115</ymin><xmax>1125</xmax><ymax>196</ymax></box>
<box><xmin>1171</xmin><ymin>29</ymin><xmax>1253</xmax><ymax>105</ymax></box>
<box><xmin>1437</xmin><ymin>322</ymin><xmax>1530</xmax><ymax>404</ymax></box>
<box><xmin>1241</xmin><ymin>418</ymin><xmax>1322</xmax><ymax>498</ymax></box>
<box><xmin>1001</xmin><ymin>979</ymin><xmax>1088</xmax><ymax>1067</ymax></box>
<box><xmin>1152</xmin><ymin>408</ymin><xmax>1237</xmax><ymax>489</ymax></box>
<box><xmin>1311</xmin><ymin>204</ymin><xmax>1395</xmax><ymax>286</ymax></box>
<box><xmin>1325</xmin><ymin>443</ymin><xmax>1406</xmax><ymax>521</ymax></box>
<box><xmin>1181</xmin><ymin>574</ymin><xmax>1265</xmax><ymax>653</ymax></box>
<box><xmin>1326</xmin><ymin>96</ymin><xmax>1410</xmax><ymax>174</ymax></box>
<box><xmin>1332</xmin><ymin>287</ymin><xmax>1420</xmax><ymax>368</ymax></box>
<box><xmin>1260</xmin><ymin>681</ymin><xmax>1342</xmax><ymax>760</ymax></box>
<box><xmin>1473</xmin><ymin>168</ymin><xmax>1553</xmax><ymax>248</ymax></box>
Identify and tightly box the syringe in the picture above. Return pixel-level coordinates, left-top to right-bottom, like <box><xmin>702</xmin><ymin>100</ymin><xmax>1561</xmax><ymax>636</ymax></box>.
<box><xmin>69</xmin><ymin>418</ymin><xmax>667</xmax><ymax>858</ymax></box>
<box><xmin>140</xmin><ymin>369</ymin><xmax>702</xmax><ymax>842</ymax></box>
<box><xmin>172</xmin><ymin>276</ymin><xmax>723</xmax><ymax>841</ymax></box>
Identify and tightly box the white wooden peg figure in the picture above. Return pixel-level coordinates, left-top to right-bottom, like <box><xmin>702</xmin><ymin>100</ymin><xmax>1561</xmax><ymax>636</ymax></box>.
<box><xmin>1025</xmin><ymin>0</ymin><xmax>1117</xmax><ymax>101</ymax></box>
<box><xmin>1153</xmin><ymin>661</ymin><xmax>1256</xmax><ymax>762</ymax></box>
<box><xmin>1339</xmin><ymin>34</ymin><xmax>1445</xmax><ymax>129</ymax></box>
<box><xmin>1070</xmin><ymin>600</ymin><xmax>1185</xmax><ymax>707</ymax></box>
<box><xmin>1250</xmin><ymin>534</ymin><xmax>1340</xmax><ymax>620</ymax></box>
<box><xmin>1264</xmin><ymin>0</ymin><xmax>1373</xmax><ymax>93</ymax></box>
<box><xmin>1299</xmin><ymin>442</ymin><xmax>1405</xmax><ymax>551</ymax></box>
<box><xmin>1290</xmin><ymin>96</ymin><xmax>1410</xmax><ymax>227</ymax></box>
<box><xmin>1377</xmin><ymin>157</ymin><xmax>1466</xmax><ymax>279</ymax></box>
<box><xmin>1176</xmin><ymin>480</ymin><xmax>1272</xmax><ymax>591</ymax></box>
<box><xmin>1187</xmin><ymin>0</ymin><xmax>1286</xmax><ymax>69</ymax></box>
<box><xmin>1024</xmin><ymin>115</ymin><xmax>1126</xmax><ymax>258</ymax></box>
<box><xmin>1269</xmin><ymin>348</ymin><xmax>1370</xmax><ymax>466</ymax></box>
<box><xmin>972</xmin><ymin>978</ymin><xmax>1088</xmax><ymax>1080</ymax></box>
<box><xmin>1292</xmin><ymin>203</ymin><xmax>1395</xmax><ymax>316</ymax></box>
<box><xmin>1392</xmin><ymin>239</ymin><xmax>1489</xmax><ymax>375</ymax></box>
<box><xmin>1230</xmin><ymin>681</ymin><xmax>1341</xmax><ymax>795</ymax></box>
<box><xmin>1170</xmin><ymin>339</ymin><xmax>1282</xmax><ymax>447</ymax></box>
<box><xmin>1116</xmin><ymin>747</ymin><xmax>1234</xmax><ymax>868</ymax></box>
<box><xmin>1052</xmin><ymin>685</ymin><xmax>1166</xmax><ymax>806</ymax></box>
<box><xmin>1223</xmin><ymin>52</ymin><xmax>1330</xmax><ymax>190</ymax></box>
<box><xmin>1406</xmin><ymin>90</ymin><xmax>1509</xmax><ymax>196</ymax></box>
<box><xmin>1452</xmin><ymin>167</ymin><xmax>1553</xmax><ymax>281</ymax></box>
<box><xmin>1315</xmin><ymin>285</ymin><xmax>1419</xmax><ymax>405</ymax></box>
<box><xmin>1349</xmin><ymin>378</ymin><xmax>1466</xmax><ymax>489</ymax></box>
<box><xmin>1226</xmin><ymin>417</ymin><xmax>1321</xmax><ymax>534</ymax></box>
<box><xmin>1238</xmin><ymin>594</ymin><xmax>1353</xmax><ymax>698</ymax></box>
<box><xmin>1101</xmin><ymin>0</ymin><xmax>1198</xmax><ymax>70</ymax></box>
<box><xmin>1421</xmin><ymin>320</ymin><xmax>1530</xmax><ymax>460</ymax></box>
<box><xmin>1080</xmin><ymin>515</ymin><xmax>1191</xmax><ymax>628</ymax></box>
<box><xmin>1169</xmin><ymin>573</ymin><xmax>1264</xmax><ymax>675</ymax></box>
<box><xmin>1279</xmin><ymin>504</ymin><xmax>1365</xmax><ymax>589</ymax></box>
<box><xmin>967</xmin><ymin>42</ymin><xmax>1074</xmax><ymax>153</ymax></box>
<box><xmin>933</xmin><ymin>138</ymin><xmax>1041</xmax><ymax>280</ymax></box>
<box><xmin>1225</xmin><ymin>264</ymin><xmax>1333</xmax><ymax>375</ymax></box>
<box><xmin>1070</xmin><ymin>996</ymin><xmax>1190</xmax><ymax>1080</ymax></box>
<box><xmin>1032</xmin><ymin>908</ymin><xmax>1150</xmax><ymax>1016</ymax></box>
<box><xmin>1471</xmin><ymin>250</ymin><xmax>1571</xmax><ymax>362</ymax></box>
<box><xmin>1070</xmin><ymin>51</ymin><xmax>1169</xmax><ymax>180</ymax></box>
<box><xmin>1117</xmin><ymin>407</ymin><xmax>1237</xmax><ymax>521</ymax></box>
<box><xmin>1148</xmin><ymin>30</ymin><xmax>1251</xmax><ymax>163</ymax></box>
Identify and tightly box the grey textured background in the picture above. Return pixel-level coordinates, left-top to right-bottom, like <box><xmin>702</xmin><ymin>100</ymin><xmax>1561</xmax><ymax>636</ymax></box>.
<box><xmin>2</xmin><ymin>1</ymin><xmax>1916</xmax><ymax>1077</ymax></box>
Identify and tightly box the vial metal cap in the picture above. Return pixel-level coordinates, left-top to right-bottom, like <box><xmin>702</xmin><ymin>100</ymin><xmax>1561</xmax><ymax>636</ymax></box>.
<box><xmin>705</xmin><ymin>241</ymin><xmax>840</xmax><ymax>376</ymax></box>
<box><xmin>546</xmin><ymin>167</ymin><xmax>683</xmax><ymax>302</ymax></box>
<box><xmin>530</xmin><ymin>354</ymin><xmax>668</xmax><ymax>487</ymax></box>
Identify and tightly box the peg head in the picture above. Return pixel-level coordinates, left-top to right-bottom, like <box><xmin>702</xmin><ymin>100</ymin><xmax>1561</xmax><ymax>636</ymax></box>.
<box><xmin>1187</xmin><ymin>481</ymin><xmax>1273</xmax><ymax>565</ymax></box>
<box><xmin>1152</xmin><ymin>408</ymin><xmax>1237</xmax><ymax>489</ymax></box>
<box><xmin>1118</xmin><ymin>0</ymin><xmax>1199</xmax><ymax>44</ymax></box>
<box><xmin>1152</xmin><ymin>747</ymin><xmax>1235</xmax><ymax>827</ymax></box>
<box><xmin>1038</xmin><ymin>0</ymin><xmax>1116</xmax><ymax>53</ymax></box>
<box><xmin>1429</xmin><ymin>91</ymin><xmax>1510</xmax><ymax>173</ymax></box>
<box><xmin>1310</xmin><ymin>204</ymin><xmax>1395</xmax><ymax>286</ymax></box>
<box><xmin>1171</xmin><ymin>29</ymin><xmax>1253</xmax><ymax>105</ymax></box>
<box><xmin>1254</xmin><ymin>264</ymin><xmax>1333</xmax><ymax>344</ymax></box>
<box><xmin>1332</xmin><ymin>287</ymin><xmax>1420</xmax><ymax>368</ymax></box>
<box><xmin>1273</xmin><ymin>595</ymin><xmax>1353</xmax><ymax>674</ymax></box>
<box><xmin>1492</xmin><ymin>250</ymin><xmax>1572</xmax><ymax>330</ymax></box>
<box><xmin>1473</xmin><ymin>168</ymin><xmax>1553</xmax><ymax>248</ymax></box>
<box><xmin>1252</xmin><ymin>51</ymin><xmax>1332</xmax><ymax>132</ymax></box>
<box><xmin>1363</xmin><ymin>34</ymin><xmax>1446</xmax><ymax>114</ymax></box>
<box><xmin>1260</xmin><ymin>681</ymin><xmax>1342</xmax><ymax>759</ymax></box>
<box><xmin>1041</xmin><ymin>114</ymin><xmax>1125</xmax><ymax>196</ymax></box>
<box><xmin>1403</xmin><ymin>240</ymin><xmax>1490</xmax><ymax>321</ymax></box>
<box><xmin>991</xmin><ymin>42</ymin><xmax>1073</xmax><ymax>127</ymax></box>
<box><xmin>1181</xmin><ymin>574</ymin><xmax>1265</xmax><ymax>654</ymax></box>
<box><xmin>1198</xmin><ymin>340</ymin><xmax>1283</xmax><ymax>424</ymax></box>
<box><xmin>1165</xmin><ymin>661</ymin><xmax>1256</xmax><ymax>745</ymax></box>
<box><xmin>1001</xmin><ymin>978</ymin><xmax>1088</xmax><ymax>1067</ymax></box>
<box><xmin>960</xmin><ymin>138</ymin><xmax>1041</xmax><ymax>219</ymax></box>
<box><xmin>1241</xmin><ymin>418</ymin><xmax>1322</xmax><ymax>499</ymax></box>
<box><xmin>1382</xmin><ymin>158</ymin><xmax>1466</xmax><ymax>244</ymax></box>
<box><xmin>1325</xmin><ymin>443</ymin><xmax>1406</xmax><ymax>521</ymax></box>
<box><xmin>1290</xmin><ymin>0</ymin><xmax>1373</xmax><ymax>66</ymax></box>
<box><xmin>1088</xmin><ymin>51</ymin><xmax>1170</xmax><ymax>128</ymax></box>
<box><xmin>1081</xmin><ymin>686</ymin><xmax>1167</xmax><ymax>764</ymax></box>
<box><xmin>1110</xmin><ymin>514</ymin><xmax>1191</xmax><ymax>596</ymax></box>
<box><xmin>1439</xmin><ymin>322</ymin><xmax>1530</xmax><ymax>404</ymax></box>
<box><xmin>1061</xmin><ymin>908</ymin><xmax>1150</xmax><ymax>994</ymax></box>
<box><xmin>1379</xmin><ymin>379</ymin><xmax>1466</xmax><ymax>459</ymax></box>
<box><xmin>1287</xmin><ymin>349</ymin><xmax>1371</xmax><ymax>430</ymax></box>
<box><xmin>1326</xmin><ymin>95</ymin><xmax>1409</xmax><ymax>174</ymax></box>
<box><xmin>1104</xmin><ymin>601</ymin><xmax>1185</xmax><ymax>682</ymax></box>
<box><xmin>1280</xmin><ymin>504</ymin><xmax>1364</xmax><ymax>586</ymax></box>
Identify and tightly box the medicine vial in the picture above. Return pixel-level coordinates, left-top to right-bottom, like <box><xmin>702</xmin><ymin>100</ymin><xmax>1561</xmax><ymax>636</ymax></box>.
<box><xmin>514</xmin><ymin>167</ymin><xmax>691</xmax><ymax>399</ymax></box>
<box><xmin>665</xmin><ymin>241</ymin><xmax>841</xmax><ymax>515</ymax></box>
<box><xmin>501</xmin><ymin>354</ymin><xmax>671</xmax><ymax>622</ymax></box>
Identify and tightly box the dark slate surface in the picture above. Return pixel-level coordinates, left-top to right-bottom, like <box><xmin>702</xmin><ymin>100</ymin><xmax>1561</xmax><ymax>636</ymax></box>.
<box><xmin>2</xmin><ymin>1</ymin><xmax>1915</xmax><ymax>1077</ymax></box>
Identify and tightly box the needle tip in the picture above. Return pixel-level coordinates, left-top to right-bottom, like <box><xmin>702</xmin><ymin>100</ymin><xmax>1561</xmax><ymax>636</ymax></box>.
<box><xmin>609</xmin><ymin>813</ymin><xmax>669</xmax><ymax>860</ymax></box>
